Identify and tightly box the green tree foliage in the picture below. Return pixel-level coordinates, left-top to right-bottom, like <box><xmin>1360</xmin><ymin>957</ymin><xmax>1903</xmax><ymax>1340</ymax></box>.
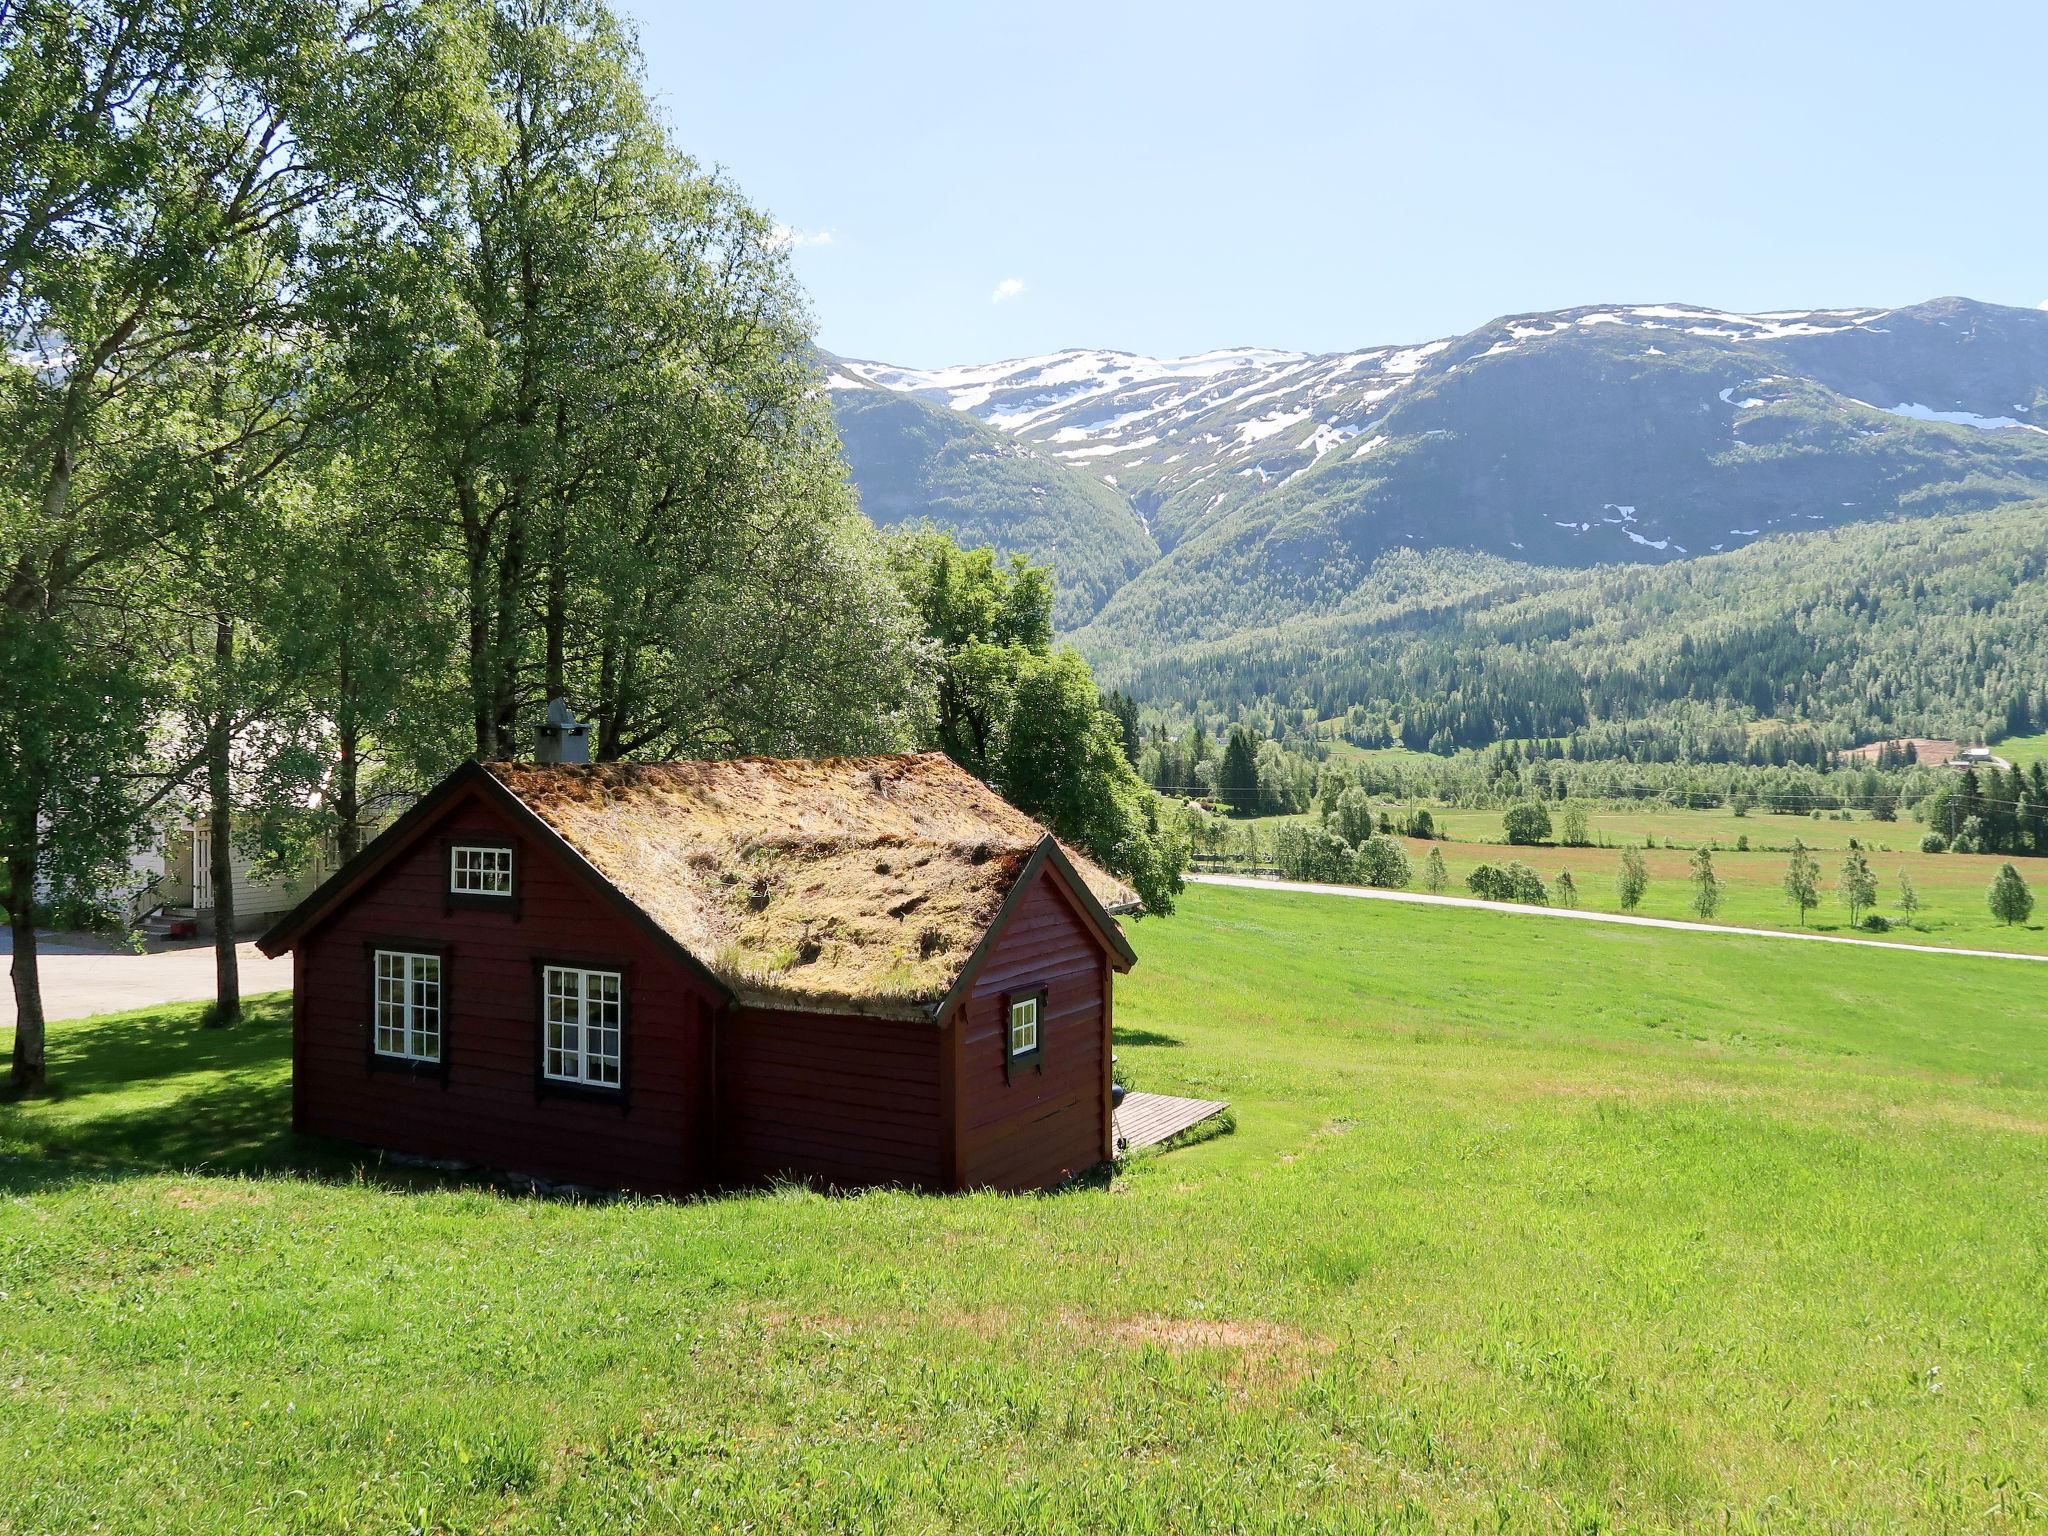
<box><xmin>1558</xmin><ymin>803</ymin><xmax>1591</xmax><ymax>847</ymax></box>
<box><xmin>1330</xmin><ymin>786</ymin><xmax>1377</xmax><ymax>846</ymax></box>
<box><xmin>1467</xmin><ymin>862</ymin><xmax>1546</xmax><ymax>905</ymax></box>
<box><xmin>1898</xmin><ymin>870</ymin><xmax>1920</xmax><ymax>918</ymax></box>
<box><xmin>1689</xmin><ymin>847</ymin><xmax>1721</xmax><ymax>922</ymax></box>
<box><xmin>1502</xmin><ymin>802</ymin><xmax>1553</xmax><ymax>845</ymax></box>
<box><xmin>1217</xmin><ymin>728</ymin><xmax>1261</xmax><ymax>816</ymax></box>
<box><xmin>890</xmin><ymin>533</ymin><xmax>1185</xmax><ymax>912</ymax></box>
<box><xmin>1354</xmin><ymin>836</ymin><xmax>1410</xmax><ymax>890</ymax></box>
<box><xmin>1836</xmin><ymin>851</ymin><xmax>1878</xmax><ymax>928</ymax></box>
<box><xmin>1616</xmin><ymin>846</ymin><xmax>1649</xmax><ymax>912</ymax></box>
<box><xmin>1095</xmin><ymin>505</ymin><xmax>2048</xmax><ymax>761</ymax></box>
<box><xmin>1988</xmin><ymin>863</ymin><xmax>2035</xmax><ymax>927</ymax></box>
<box><xmin>0</xmin><ymin>0</ymin><xmax>945</xmax><ymax>1079</ymax></box>
<box><xmin>1272</xmin><ymin>823</ymin><xmax>1355</xmax><ymax>884</ymax></box>
<box><xmin>1422</xmin><ymin>846</ymin><xmax>1448</xmax><ymax>895</ymax></box>
<box><xmin>0</xmin><ymin>0</ymin><xmax>456</xmax><ymax>1086</ymax></box>
<box><xmin>1783</xmin><ymin>840</ymin><xmax>1821</xmax><ymax>926</ymax></box>
<box><xmin>1555</xmin><ymin>869</ymin><xmax>1578</xmax><ymax>908</ymax></box>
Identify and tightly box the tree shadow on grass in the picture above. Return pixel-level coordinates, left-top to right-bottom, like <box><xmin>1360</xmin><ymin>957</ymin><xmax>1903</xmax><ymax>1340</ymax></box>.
<box><xmin>5</xmin><ymin>996</ymin><xmax>1148</xmax><ymax>1204</ymax></box>
<box><xmin>1113</xmin><ymin>1027</ymin><xmax>1183</xmax><ymax>1048</ymax></box>
<box><xmin>0</xmin><ymin>995</ymin><xmax>512</xmax><ymax>1200</ymax></box>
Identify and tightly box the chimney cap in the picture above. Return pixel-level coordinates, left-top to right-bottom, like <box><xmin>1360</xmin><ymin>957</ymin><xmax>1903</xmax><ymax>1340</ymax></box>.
<box><xmin>535</xmin><ymin>697</ymin><xmax>591</xmax><ymax>763</ymax></box>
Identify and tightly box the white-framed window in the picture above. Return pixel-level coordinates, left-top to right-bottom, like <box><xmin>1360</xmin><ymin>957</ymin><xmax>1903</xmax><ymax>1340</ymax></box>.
<box><xmin>542</xmin><ymin>965</ymin><xmax>623</xmax><ymax>1088</ymax></box>
<box><xmin>450</xmin><ymin>844</ymin><xmax>514</xmax><ymax>896</ymax></box>
<box><xmin>1008</xmin><ymin>995</ymin><xmax>1040</xmax><ymax>1058</ymax></box>
<box><xmin>373</xmin><ymin>949</ymin><xmax>443</xmax><ymax>1063</ymax></box>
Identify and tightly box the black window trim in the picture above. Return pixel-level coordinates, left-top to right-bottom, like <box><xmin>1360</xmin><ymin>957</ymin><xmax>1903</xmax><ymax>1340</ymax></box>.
<box><xmin>1001</xmin><ymin>985</ymin><xmax>1048</xmax><ymax>1082</ymax></box>
<box><xmin>441</xmin><ymin>835</ymin><xmax>521</xmax><ymax>916</ymax></box>
<box><xmin>531</xmin><ymin>954</ymin><xmax>633</xmax><ymax>1112</ymax></box>
<box><xmin>361</xmin><ymin>937</ymin><xmax>453</xmax><ymax>1084</ymax></box>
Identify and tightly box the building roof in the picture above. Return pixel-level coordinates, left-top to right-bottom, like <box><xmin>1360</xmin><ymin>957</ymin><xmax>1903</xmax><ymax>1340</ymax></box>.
<box><xmin>482</xmin><ymin>755</ymin><xmax>1135</xmax><ymax>1017</ymax></box>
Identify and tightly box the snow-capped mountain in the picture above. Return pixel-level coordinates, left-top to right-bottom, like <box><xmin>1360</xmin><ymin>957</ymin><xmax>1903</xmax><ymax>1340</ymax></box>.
<box><xmin>824</xmin><ymin>297</ymin><xmax>2048</xmax><ymax>650</ymax></box>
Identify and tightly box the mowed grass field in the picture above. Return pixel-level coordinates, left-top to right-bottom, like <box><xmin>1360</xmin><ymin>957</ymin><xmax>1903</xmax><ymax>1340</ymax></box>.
<box><xmin>1240</xmin><ymin>803</ymin><xmax>2048</xmax><ymax>953</ymax></box>
<box><xmin>1395</xmin><ymin>832</ymin><xmax>2048</xmax><ymax>954</ymax></box>
<box><xmin>4</xmin><ymin>885</ymin><xmax>2047</xmax><ymax>1532</ymax></box>
<box><xmin>1426</xmin><ymin>804</ymin><xmax>1920</xmax><ymax>852</ymax></box>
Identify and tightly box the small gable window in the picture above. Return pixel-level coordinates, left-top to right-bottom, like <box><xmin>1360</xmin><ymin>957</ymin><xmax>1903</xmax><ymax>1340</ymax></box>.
<box><xmin>373</xmin><ymin>950</ymin><xmax>443</xmax><ymax>1063</ymax></box>
<box><xmin>1004</xmin><ymin>989</ymin><xmax>1046</xmax><ymax>1079</ymax></box>
<box><xmin>450</xmin><ymin>843</ymin><xmax>514</xmax><ymax>897</ymax></box>
<box><xmin>542</xmin><ymin>965</ymin><xmax>623</xmax><ymax>1089</ymax></box>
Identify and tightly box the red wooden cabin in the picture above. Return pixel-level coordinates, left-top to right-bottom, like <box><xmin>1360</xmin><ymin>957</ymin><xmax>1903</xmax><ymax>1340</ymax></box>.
<box><xmin>257</xmin><ymin>754</ymin><xmax>1138</xmax><ymax>1194</ymax></box>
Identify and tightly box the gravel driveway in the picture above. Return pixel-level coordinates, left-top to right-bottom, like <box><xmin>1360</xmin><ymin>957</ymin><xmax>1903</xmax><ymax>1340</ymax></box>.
<box><xmin>0</xmin><ymin>931</ymin><xmax>292</xmax><ymax>1026</ymax></box>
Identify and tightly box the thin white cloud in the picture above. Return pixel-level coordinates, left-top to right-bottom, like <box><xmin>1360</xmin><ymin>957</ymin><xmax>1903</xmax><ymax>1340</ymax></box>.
<box><xmin>770</xmin><ymin>223</ymin><xmax>834</xmax><ymax>250</ymax></box>
<box><xmin>991</xmin><ymin>277</ymin><xmax>1027</xmax><ymax>304</ymax></box>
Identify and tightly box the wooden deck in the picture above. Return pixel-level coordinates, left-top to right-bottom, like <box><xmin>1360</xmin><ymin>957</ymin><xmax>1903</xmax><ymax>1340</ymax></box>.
<box><xmin>1114</xmin><ymin>1090</ymin><xmax>1230</xmax><ymax>1152</ymax></box>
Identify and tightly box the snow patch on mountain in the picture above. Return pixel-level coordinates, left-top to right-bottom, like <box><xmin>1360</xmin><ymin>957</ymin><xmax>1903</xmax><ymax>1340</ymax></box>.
<box><xmin>1854</xmin><ymin>399</ymin><xmax>2048</xmax><ymax>435</ymax></box>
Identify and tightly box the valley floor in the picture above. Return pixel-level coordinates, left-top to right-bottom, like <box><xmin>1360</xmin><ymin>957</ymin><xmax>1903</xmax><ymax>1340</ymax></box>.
<box><xmin>1190</xmin><ymin>871</ymin><xmax>2048</xmax><ymax>963</ymax></box>
<box><xmin>2</xmin><ymin>884</ymin><xmax>2043</xmax><ymax>1532</ymax></box>
<box><xmin>1236</xmin><ymin>805</ymin><xmax>2048</xmax><ymax>956</ymax></box>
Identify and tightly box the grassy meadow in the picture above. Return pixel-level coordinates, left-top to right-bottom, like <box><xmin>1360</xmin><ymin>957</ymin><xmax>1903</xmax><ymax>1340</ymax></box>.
<box><xmin>1240</xmin><ymin>801</ymin><xmax>2048</xmax><ymax>954</ymax></box>
<box><xmin>4</xmin><ymin>884</ymin><xmax>2046</xmax><ymax>1532</ymax></box>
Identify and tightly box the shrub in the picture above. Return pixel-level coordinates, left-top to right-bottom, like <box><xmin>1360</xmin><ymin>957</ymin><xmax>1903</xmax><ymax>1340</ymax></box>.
<box><xmin>1502</xmin><ymin>802</ymin><xmax>1552</xmax><ymax>845</ymax></box>
<box><xmin>1405</xmin><ymin>807</ymin><xmax>1435</xmax><ymax>840</ymax></box>
<box><xmin>1273</xmin><ymin>824</ymin><xmax>1355</xmax><ymax>883</ymax></box>
<box><xmin>1616</xmin><ymin>846</ymin><xmax>1649</xmax><ymax>911</ymax></box>
<box><xmin>1355</xmin><ymin>835</ymin><xmax>1411</xmax><ymax>889</ymax></box>
<box><xmin>1422</xmin><ymin>846</ymin><xmax>1448</xmax><ymax>894</ymax></box>
<box><xmin>1860</xmin><ymin>914</ymin><xmax>1891</xmax><ymax>932</ymax></box>
<box><xmin>1558</xmin><ymin>803</ymin><xmax>1591</xmax><ymax>847</ymax></box>
<box><xmin>1920</xmin><ymin>832</ymin><xmax>1948</xmax><ymax>854</ymax></box>
<box><xmin>1467</xmin><ymin>861</ymin><xmax>1546</xmax><ymax>905</ymax></box>
<box><xmin>1989</xmin><ymin>863</ymin><xmax>2035</xmax><ymax>927</ymax></box>
<box><xmin>1329</xmin><ymin>787</ymin><xmax>1375</xmax><ymax>846</ymax></box>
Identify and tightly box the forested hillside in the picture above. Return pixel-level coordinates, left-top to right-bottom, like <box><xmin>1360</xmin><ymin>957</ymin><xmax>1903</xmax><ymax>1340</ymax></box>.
<box><xmin>1095</xmin><ymin>503</ymin><xmax>2048</xmax><ymax>755</ymax></box>
<box><xmin>833</xmin><ymin>299</ymin><xmax>2048</xmax><ymax>754</ymax></box>
<box><xmin>829</xmin><ymin>374</ymin><xmax>1157</xmax><ymax>625</ymax></box>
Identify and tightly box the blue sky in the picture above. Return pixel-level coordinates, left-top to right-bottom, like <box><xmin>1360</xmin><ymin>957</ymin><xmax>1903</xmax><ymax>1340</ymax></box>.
<box><xmin>626</xmin><ymin>1</ymin><xmax>2047</xmax><ymax>367</ymax></box>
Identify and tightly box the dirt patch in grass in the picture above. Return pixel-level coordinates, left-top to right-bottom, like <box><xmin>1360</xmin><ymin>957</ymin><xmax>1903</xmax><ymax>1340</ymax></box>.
<box><xmin>164</xmin><ymin>1182</ymin><xmax>273</xmax><ymax>1210</ymax></box>
<box><xmin>1102</xmin><ymin>1316</ymin><xmax>1330</xmax><ymax>1356</ymax></box>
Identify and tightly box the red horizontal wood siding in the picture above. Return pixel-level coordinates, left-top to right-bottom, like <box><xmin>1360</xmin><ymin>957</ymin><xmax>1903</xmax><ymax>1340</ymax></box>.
<box><xmin>953</xmin><ymin>865</ymin><xmax>1112</xmax><ymax>1191</ymax></box>
<box><xmin>715</xmin><ymin>1006</ymin><xmax>946</xmax><ymax>1189</ymax></box>
<box><xmin>292</xmin><ymin>785</ymin><xmax>718</xmax><ymax>1194</ymax></box>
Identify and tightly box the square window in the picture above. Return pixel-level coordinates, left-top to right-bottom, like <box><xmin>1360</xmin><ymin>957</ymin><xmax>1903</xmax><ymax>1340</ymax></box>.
<box><xmin>450</xmin><ymin>844</ymin><xmax>514</xmax><ymax>896</ymax></box>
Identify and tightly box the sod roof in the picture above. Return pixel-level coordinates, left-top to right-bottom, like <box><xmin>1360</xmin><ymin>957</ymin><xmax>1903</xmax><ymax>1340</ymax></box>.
<box><xmin>486</xmin><ymin>754</ymin><xmax>1137</xmax><ymax>1018</ymax></box>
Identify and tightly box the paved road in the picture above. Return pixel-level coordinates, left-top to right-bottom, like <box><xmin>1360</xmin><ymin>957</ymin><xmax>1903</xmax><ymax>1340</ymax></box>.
<box><xmin>0</xmin><ymin>936</ymin><xmax>292</xmax><ymax>1026</ymax></box>
<box><xmin>1191</xmin><ymin>873</ymin><xmax>2048</xmax><ymax>964</ymax></box>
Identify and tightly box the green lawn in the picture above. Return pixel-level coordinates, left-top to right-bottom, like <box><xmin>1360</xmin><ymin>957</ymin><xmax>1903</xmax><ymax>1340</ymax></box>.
<box><xmin>4</xmin><ymin>886</ymin><xmax>2046</xmax><ymax>1532</ymax></box>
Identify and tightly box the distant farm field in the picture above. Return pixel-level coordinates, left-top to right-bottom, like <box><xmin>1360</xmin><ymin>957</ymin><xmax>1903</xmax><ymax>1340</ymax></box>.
<box><xmin>3</xmin><ymin>886</ymin><xmax>2045</xmax><ymax>1531</ymax></box>
<box><xmin>1234</xmin><ymin>801</ymin><xmax>2048</xmax><ymax>953</ymax></box>
<box><xmin>1391</xmin><ymin>834</ymin><xmax>2048</xmax><ymax>954</ymax></box>
<box><xmin>1425</xmin><ymin>803</ymin><xmax>1914</xmax><ymax>852</ymax></box>
<box><xmin>1990</xmin><ymin>729</ymin><xmax>2048</xmax><ymax>767</ymax></box>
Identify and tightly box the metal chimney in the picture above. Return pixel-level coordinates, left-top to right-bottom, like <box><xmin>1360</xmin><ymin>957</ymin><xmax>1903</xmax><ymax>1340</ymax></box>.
<box><xmin>535</xmin><ymin>697</ymin><xmax>591</xmax><ymax>765</ymax></box>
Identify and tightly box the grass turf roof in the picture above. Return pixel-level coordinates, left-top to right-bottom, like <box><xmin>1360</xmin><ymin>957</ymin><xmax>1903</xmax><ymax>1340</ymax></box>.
<box><xmin>487</xmin><ymin>754</ymin><xmax>1137</xmax><ymax>1017</ymax></box>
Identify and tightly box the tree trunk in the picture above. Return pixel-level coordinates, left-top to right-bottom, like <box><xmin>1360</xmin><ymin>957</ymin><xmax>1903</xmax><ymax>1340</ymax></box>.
<box><xmin>544</xmin><ymin>527</ymin><xmax>567</xmax><ymax>704</ymax></box>
<box><xmin>7</xmin><ymin>850</ymin><xmax>46</xmax><ymax>1094</ymax></box>
<box><xmin>208</xmin><ymin>613</ymin><xmax>240</xmax><ymax>1025</ymax></box>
